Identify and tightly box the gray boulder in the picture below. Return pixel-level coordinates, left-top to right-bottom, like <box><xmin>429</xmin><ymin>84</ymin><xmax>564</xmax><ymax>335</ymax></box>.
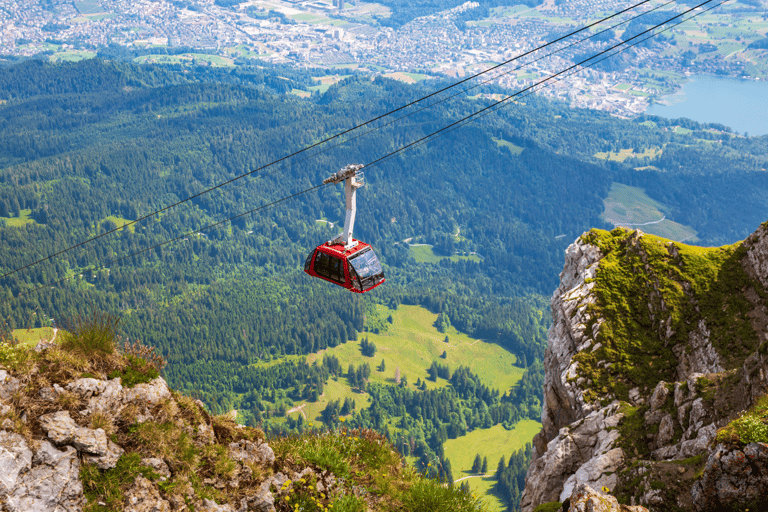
<box><xmin>0</xmin><ymin>431</ymin><xmax>32</xmax><ymax>495</ymax></box>
<box><xmin>692</xmin><ymin>442</ymin><xmax>768</xmax><ymax>511</ymax></box>
<box><xmin>3</xmin><ymin>441</ymin><xmax>83</xmax><ymax>512</ymax></box>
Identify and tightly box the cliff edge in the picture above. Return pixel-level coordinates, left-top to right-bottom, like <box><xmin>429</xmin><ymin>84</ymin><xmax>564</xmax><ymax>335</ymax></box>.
<box><xmin>522</xmin><ymin>222</ymin><xmax>768</xmax><ymax>512</ymax></box>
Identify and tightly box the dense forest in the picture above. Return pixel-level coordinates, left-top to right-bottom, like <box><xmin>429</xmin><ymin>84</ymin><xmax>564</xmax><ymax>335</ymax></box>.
<box><xmin>1</xmin><ymin>58</ymin><xmax>767</xmax><ymax>510</ymax></box>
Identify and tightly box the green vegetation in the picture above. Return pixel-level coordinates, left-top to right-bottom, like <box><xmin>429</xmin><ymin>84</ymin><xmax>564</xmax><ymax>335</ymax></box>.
<box><xmin>492</xmin><ymin>138</ymin><xmax>524</xmax><ymax>156</ymax></box>
<box><xmin>577</xmin><ymin>227</ymin><xmax>762</xmax><ymax>405</ymax></box>
<box><xmin>408</xmin><ymin>245</ymin><xmax>481</xmax><ymax>264</ymax></box>
<box><xmin>11</xmin><ymin>327</ymin><xmax>55</xmax><ymax>347</ymax></box>
<box><xmin>2</xmin><ymin>58</ymin><xmax>768</xmax><ymax>511</ymax></box>
<box><xmin>0</xmin><ymin>208</ymin><xmax>36</xmax><ymax>227</ymax></box>
<box><xmin>534</xmin><ymin>503</ymin><xmax>563</xmax><ymax>512</ymax></box>
<box><xmin>600</xmin><ymin>183</ymin><xmax>697</xmax><ymax>242</ymax></box>
<box><xmin>716</xmin><ymin>393</ymin><xmax>768</xmax><ymax>445</ymax></box>
<box><xmin>444</xmin><ymin>420</ymin><xmax>540</xmax><ymax>478</ymax></box>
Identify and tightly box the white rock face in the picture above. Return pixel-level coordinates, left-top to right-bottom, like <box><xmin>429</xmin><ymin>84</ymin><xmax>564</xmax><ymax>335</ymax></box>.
<box><xmin>521</xmin><ymin>237</ymin><xmax>632</xmax><ymax>512</ymax></box>
<box><xmin>673</xmin><ymin>320</ymin><xmax>724</xmax><ymax>380</ymax></box>
<box><xmin>0</xmin><ymin>370</ymin><xmax>21</xmax><ymax>402</ymax></box>
<box><xmin>3</xmin><ymin>440</ymin><xmax>84</xmax><ymax>512</ymax></box>
<box><xmin>0</xmin><ymin>431</ymin><xmax>32</xmax><ymax>495</ymax></box>
<box><xmin>743</xmin><ymin>222</ymin><xmax>768</xmax><ymax>289</ymax></box>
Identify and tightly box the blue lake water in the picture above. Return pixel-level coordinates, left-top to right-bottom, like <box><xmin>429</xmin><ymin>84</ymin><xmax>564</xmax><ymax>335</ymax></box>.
<box><xmin>645</xmin><ymin>75</ymin><xmax>768</xmax><ymax>136</ymax></box>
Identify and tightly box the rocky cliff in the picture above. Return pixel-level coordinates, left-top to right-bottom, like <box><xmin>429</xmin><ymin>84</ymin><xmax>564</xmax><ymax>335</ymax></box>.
<box><xmin>0</xmin><ymin>321</ymin><xmax>458</xmax><ymax>512</ymax></box>
<box><xmin>522</xmin><ymin>222</ymin><xmax>768</xmax><ymax>512</ymax></box>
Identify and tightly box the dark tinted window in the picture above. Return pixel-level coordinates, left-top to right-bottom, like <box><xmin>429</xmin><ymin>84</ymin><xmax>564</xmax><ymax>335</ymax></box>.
<box><xmin>314</xmin><ymin>251</ymin><xmax>345</xmax><ymax>283</ymax></box>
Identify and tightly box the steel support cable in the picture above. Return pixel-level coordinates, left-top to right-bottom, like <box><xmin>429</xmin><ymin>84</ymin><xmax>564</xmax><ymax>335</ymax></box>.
<box><xmin>128</xmin><ymin>0</ymin><xmax>677</xmax><ymax>252</ymax></box>
<box><xmin>0</xmin><ymin>0</ymin><xmax>664</xmax><ymax>282</ymax></box>
<box><xmin>361</xmin><ymin>0</ymin><xmax>720</xmax><ymax>173</ymax></box>
<box><xmin>0</xmin><ymin>0</ymin><xmax>723</xmax><ymax>306</ymax></box>
<box><xmin>371</xmin><ymin>0</ymin><xmax>729</xmax><ymax>169</ymax></box>
<box><xmin>173</xmin><ymin>0</ymin><xmax>678</xmax><ymax>221</ymax></box>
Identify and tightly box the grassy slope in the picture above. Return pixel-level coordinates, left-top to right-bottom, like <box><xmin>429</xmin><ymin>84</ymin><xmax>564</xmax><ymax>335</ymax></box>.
<box><xmin>295</xmin><ymin>305</ymin><xmax>523</xmax><ymax>423</ymax></box>
<box><xmin>445</xmin><ymin>419</ymin><xmax>542</xmax><ymax>512</ymax></box>
<box><xmin>601</xmin><ymin>182</ymin><xmax>698</xmax><ymax>242</ymax></box>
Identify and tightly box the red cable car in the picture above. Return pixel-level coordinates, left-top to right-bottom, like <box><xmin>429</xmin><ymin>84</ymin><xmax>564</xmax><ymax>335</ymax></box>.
<box><xmin>304</xmin><ymin>164</ymin><xmax>385</xmax><ymax>293</ymax></box>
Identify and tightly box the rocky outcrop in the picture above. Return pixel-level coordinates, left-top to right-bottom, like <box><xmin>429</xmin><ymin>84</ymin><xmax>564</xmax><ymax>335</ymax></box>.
<box><xmin>567</xmin><ymin>483</ymin><xmax>648</xmax><ymax>512</ymax></box>
<box><xmin>0</xmin><ymin>437</ymin><xmax>84</xmax><ymax>512</ymax></box>
<box><xmin>523</xmin><ymin>222</ymin><xmax>768</xmax><ymax>512</ymax></box>
<box><xmin>692</xmin><ymin>442</ymin><xmax>768</xmax><ymax>511</ymax></box>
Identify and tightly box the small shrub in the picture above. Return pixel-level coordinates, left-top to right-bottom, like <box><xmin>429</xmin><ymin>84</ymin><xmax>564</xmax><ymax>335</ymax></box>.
<box><xmin>108</xmin><ymin>355</ymin><xmax>159</xmax><ymax>388</ymax></box>
<box><xmin>400</xmin><ymin>478</ymin><xmax>484</xmax><ymax>512</ymax></box>
<box><xmin>81</xmin><ymin>452</ymin><xmax>158</xmax><ymax>511</ymax></box>
<box><xmin>329</xmin><ymin>494</ymin><xmax>367</xmax><ymax>512</ymax></box>
<box><xmin>61</xmin><ymin>311</ymin><xmax>120</xmax><ymax>358</ymax></box>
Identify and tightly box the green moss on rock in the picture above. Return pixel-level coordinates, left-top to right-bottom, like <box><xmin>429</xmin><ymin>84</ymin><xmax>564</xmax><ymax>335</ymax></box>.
<box><xmin>576</xmin><ymin>228</ymin><xmax>762</xmax><ymax>403</ymax></box>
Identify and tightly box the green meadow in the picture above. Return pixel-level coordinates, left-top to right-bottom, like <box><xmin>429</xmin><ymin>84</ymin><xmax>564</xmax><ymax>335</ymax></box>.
<box><xmin>284</xmin><ymin>305</ymin><xmax>523</xmax><ymax>423</ymax></box>
<box><xmin>445</xmin><ymin>420</ymin><xmax>541</xmax><ymax>511</ymax></box>
<box><xmin>408</xmin><ymin>245</ymin><xmax>482</xmax><ymax>264</ymax></box>
<box><xmin>0</xmin><ymin>209</ymin><xmax>35</xmax><ymax>227</ymax></box>
<box><xmin>11</xmin><ymin>327</ymin><xmax>56</xmax><ymax>348</ymax></box>
<box><xmin>601</xmin><ymin>183</ymin><xmax>698</xmax><ymax>242</ymax></box>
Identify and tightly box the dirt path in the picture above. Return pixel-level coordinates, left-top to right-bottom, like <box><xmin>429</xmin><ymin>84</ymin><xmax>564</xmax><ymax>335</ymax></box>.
<box><xmin>454</xmin><ymin>474</ymin><xmax>491</xmax><ymax>483</ymax></box>
<box><xmin>287</xmin><ymin>403</ymin><xmax>307</xmax><ymax>419</ymax></box>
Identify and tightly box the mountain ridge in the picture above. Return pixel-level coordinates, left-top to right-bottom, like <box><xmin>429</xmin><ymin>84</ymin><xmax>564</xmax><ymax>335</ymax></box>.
<box><xmin>522</xmin><ymin>221</ymin><xmax>768</xmax><ymax>511</ymax></box>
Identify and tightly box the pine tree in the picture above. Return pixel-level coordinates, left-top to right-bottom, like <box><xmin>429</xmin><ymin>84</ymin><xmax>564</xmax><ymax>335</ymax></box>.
<box><xmin>471</xmin><ymin>453</ymin><xmax>482</xmax><ymax>474</ymax></box>
<box><xmin>481</xmin><ymin>456</ymin><xmax>488</xmax><ymax>474</ymax></box>
<box><xmin>496</xmin><ymin>456</ymin><xmax>506</xmax><ymax>478</ymax></box>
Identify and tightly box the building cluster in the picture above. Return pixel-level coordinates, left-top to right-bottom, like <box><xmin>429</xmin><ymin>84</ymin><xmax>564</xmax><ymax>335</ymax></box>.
<box><xmin>0</xmin><ymin>0</ymin><xmax>741</xmax><ymax>117</ymax></box>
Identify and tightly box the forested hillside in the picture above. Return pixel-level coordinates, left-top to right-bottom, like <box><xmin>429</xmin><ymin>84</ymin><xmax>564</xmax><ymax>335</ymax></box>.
<box><xmin>1</xmin><ymin>58</ymin><xmax>767</xmax><ymax>510</ymax></box>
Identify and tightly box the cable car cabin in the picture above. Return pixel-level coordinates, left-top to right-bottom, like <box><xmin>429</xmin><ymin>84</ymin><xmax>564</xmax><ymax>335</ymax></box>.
<box><xmin>304</xmin><ymin>240</ymin><xmax>385</xmax><ymax>293</ymax></box>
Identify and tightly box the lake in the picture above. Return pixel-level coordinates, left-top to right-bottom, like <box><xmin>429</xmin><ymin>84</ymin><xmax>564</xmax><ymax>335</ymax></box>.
<box><xmin>645</xmin><ymin>75</ymin><xmax>768</xmax><ymax>136</ymax></box>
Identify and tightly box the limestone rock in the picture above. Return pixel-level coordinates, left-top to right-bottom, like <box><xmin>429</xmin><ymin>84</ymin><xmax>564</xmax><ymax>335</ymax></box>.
<box><xmin>66</xmin><ymin>377</ymin><xmax>108</xmax><ymax>398</ymax></box>
<box><xmin>83</xmin><ymin>440</ymin><xmax>124</xmax><ymax>469</ymax></box>
<box><xmin>122</xmin><ymin>377</ymin><xmax>171</xmax><ymax>406</ymax></box>
<box><xmin>0</xmin><ymin>370</ymin><xmax>21</xmax><ymax>401</ymax></box>
<box><xmin>239</xmin><ymin>472</ymin><xmax>289</xmax><ymax>512</ymax></box>
<box><xmin>198</xmin><ymin>498</ymin><xmax>235</xmax><ymax>511</ymax></box>
<box><xmin>522</xmin><ymin>402</ymin><xmax>623</xmax><ymax>508</ymax></box>
<box><xmin>86</xmin><ymin>377</ymin><xmax>123</xmax><ymax>415</ymax></box>
<box><xmin>124</xmin><ymin>475</ymin><xmax>171</xmax><ymax>512</ymax></box>
<box><xmin>743</xmin><ymin>221</ymin><xmax>768</xmax><ymax>289</ymax></box>
<box><xmin>197</xmin><ymin>422</ymin><xmax>215</xmax><ymax>445</ymax></box>
<box><xmin>692</xmin><ymin>442</ymin><xmax>768</xmax><ymax>511</ymax></box>
<box><xmin>656</xmin><ymin>414</ymin><xmax>675</xmax><ymax>448</ymax></box>
<box><xmin>73</xmin><ymin>427</ymin><xmax>109</xmax><ymax>455</ymax></box>
<box><xmin>649</xmin><ymin>381</ymin><xmax>670</xmax><ymax>413</ymax></box>
<box><xmin>229</xmin><ymin>440</ymin><xmax>275</xmax><ymax>467</ymax></box>
<box><xmin>39</xmin><ymin>410</ymin><xmax>111</xmax><ymax>456</ymax></box>
<box><xmin>142</xmin><ymin>457</ymin><xmax>171</xmax><ymax>480</ymax></box>
<box><xmin>39</xmin><ymin>410</ymin><xmax>79</xmax><ymax>444</ymax></box>
<box><xmin>3</xmin><ymin>441</ymin><xmax>83</xmax><ymax>512</ymax></box>
<box><xmin>0</xmin><ymin>431</ymin><xmax>32</xmax><ymax>495</ymax></box>
<box><xmin>567</xmin><ymin>483</ymin><xmax>649</xmax><ymax>512</ymax></box>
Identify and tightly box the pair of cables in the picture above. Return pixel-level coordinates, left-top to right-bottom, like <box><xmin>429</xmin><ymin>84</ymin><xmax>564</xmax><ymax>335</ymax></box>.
<box><xmin>1</xmin><ymin>0</ymin><xmax>726</xmax><ymax>305</ymax></box>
